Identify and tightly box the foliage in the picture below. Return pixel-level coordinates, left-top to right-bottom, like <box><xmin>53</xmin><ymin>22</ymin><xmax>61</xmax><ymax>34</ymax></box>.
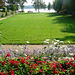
<box><xmin>48</xmin><ymin>2</ymin><xmax>51</xmax><ymax>10</ymax></box>
<box><xmin>0</xmin><ymin>40</ymin><xmax>75</xmax><ymax>74</ymax></box>
<box><xmin>0</xmin><ymin>0</ymin><xmax>5</xmax><ymax>9</ymax></box>
<box><xmin>53</xmin><ymin>0</ymin><xmax>63</xmax><ymax>12</ymax></box>
<box><xmin>53</xmin><ymin>0</ymin><xmax>75</xmax><ymax>15</ymax></box>
<box><xmin>10</xmin><ymin>4</ymin><xmax>18</xmax><ymax>11</ymax></box>
<box><xmin>6</xmin><ymin>0</ymin><xmax>26</xmax><ymax>12</ymax></box>
<box><xmin>2</xmin><ymin>7</ymin><xmax>6</xmax><ymax>12</ymax></box>
<box><xmin>0</xmin><ymin>50</ymin><xmax>75</xmax><ymax>75</ymax></box>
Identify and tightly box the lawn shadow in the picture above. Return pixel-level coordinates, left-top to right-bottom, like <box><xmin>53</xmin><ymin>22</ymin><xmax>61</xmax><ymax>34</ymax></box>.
<box><xmin>47</xmin><ymin>13</ymin><xmax>75</xmax><ymax>43</ymax></box>
<box><xmin>47</xmin><ymin>13</ymin><xmax>61</xmax><ymax>17</ymax></box>
<box><xmin>55</xmin><ymin>35</ymin><xmax>75</xmax><ymax>43</ymax></box>
<box><xmin>53</xmin><ymin>15</ymin><xmax>75</xmax><ymax>33</ymax></box>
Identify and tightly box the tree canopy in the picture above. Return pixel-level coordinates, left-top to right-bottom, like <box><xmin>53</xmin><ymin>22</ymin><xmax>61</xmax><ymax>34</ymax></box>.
<box><xmin>53</xmin><ymin>0</ymin><xmax>75</xmax><ymax>15</ymax></box>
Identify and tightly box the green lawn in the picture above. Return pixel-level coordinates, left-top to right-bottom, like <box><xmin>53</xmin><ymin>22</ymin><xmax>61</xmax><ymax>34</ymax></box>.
<box><xmin>0</xmin><ymin>13</ymin><xmax>75</xmax><ymax>44</ymax></box>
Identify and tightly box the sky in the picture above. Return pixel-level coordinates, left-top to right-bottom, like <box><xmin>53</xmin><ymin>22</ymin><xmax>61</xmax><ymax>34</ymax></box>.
<box><xmin>24</xmin><ymin>0</ymin><xmax>55</xmax><ymax>6</ymax></box>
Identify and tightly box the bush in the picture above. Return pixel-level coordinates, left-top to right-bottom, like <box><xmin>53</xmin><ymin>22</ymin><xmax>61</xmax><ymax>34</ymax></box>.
<box><xmin>1</xmin><ymin>13</ymin><xmax>4</xmax><ymax>17</ymax></box>
<box><xmin>5</xmin><ymin>12</ymin><xmax>8</xmax><ymax>16</ymax></box>
<box><xmin>2</xmin><ymin>7</ymin><xmax>6</xmax><ymax>12</ymax></box>
<box><xmin>0</xmin><ymin>52</ymin><xmax>75</xmax><ymax>75</ymax></box>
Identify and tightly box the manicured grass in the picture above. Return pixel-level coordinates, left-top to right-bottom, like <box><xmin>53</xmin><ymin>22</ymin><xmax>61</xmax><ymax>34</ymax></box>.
<box><xmin>0</xmin><ymin>13</ymin><xmax>75</xmax><ymax>44</ymax></box>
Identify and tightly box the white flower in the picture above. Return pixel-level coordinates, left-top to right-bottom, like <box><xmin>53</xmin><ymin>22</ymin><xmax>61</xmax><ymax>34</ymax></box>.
<box><xmin>44</xmin><ymin>41</ymin><xmax>47</xmax><ymax>43</ymax></box>
<box><xmin>24</xmin><ymin>54</ymin><xmax>27</xmax><ymax>56</ymax></box>
<box><xmin>15</xmin><ymin>50</ymin><xmax>18</xmax><ymax>52</ymax></box>
<box><xmin>54</xmin><ymin>42</ymin><xmax>58</xmax><ymax>45</ymax></box>
<box><xmin>46</xmin><ymin>39</ymin><xmax>50</xmax><ymax>41</ymax></box>
<box><xmin>69</xmin><ymin>53</ymin><xmax>74</xmax><ymax>56</ymax></box>
<box><xmin>26</xmin><ymin>41</ymin><xmax>30</xmax><ymax>44</ymax></box>
<box><xmin>56</xmin><ymin>40</ymin><xmax>60</xmax><ymax>42</ymax></box>
<box><xmin>60</xmin><ymin>41</ymin><xmax>64</xmax><ymax>43</ymax></box>
<box><xmin>68</xmin><ymin>41</ymin><xmax>70</xmax><ymax>43</ymax></box>
<box><xmin>47</xmin><ymin>42</ymin><xmax>49</xmax><ymax>44</ymax></box>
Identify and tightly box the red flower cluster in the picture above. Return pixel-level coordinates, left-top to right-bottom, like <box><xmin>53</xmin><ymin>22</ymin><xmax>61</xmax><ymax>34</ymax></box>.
<box><xmin>10</xmin><ymin>60</ymin><xmax>19</xmax><ymax>67</ymax></box>
<box><xmin>0</xmin><ymin>72</ymin><xmax>7</xmax><ymax>75</ymax></box>
<box><xmin>1</xmin><ymin>61</ymin><xmax>5</xmax><ymax>65</ymax></box>
<box><xmin>74</xmin><ymin>55</ymin><xmax>75</xmax><ymax>60</ymax></box>
<box><xmin>6</xmin><ymin>53</ymin><xmax>10</xmax><ymax>57</ymax></box>
<box><xmin>9</xmin><ymin>69</ymin><xmax>14</xmax><ymax>75</ymax></box>
<box><xmin>0</xmin><ymin>53</ymin><xmax>75</xmax><ymax>75</ymax></box>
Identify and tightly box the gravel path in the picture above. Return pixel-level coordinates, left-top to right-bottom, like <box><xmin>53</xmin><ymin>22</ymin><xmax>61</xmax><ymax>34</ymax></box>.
<box><xmin>1</xmin><ymin>45</ymin><xmax>47</xmax><ymax>50</ymax></box>
<box><xmin>1</xmin><ymin>44</ymin><xmax>75</xmax><ymax>51</ymax></box>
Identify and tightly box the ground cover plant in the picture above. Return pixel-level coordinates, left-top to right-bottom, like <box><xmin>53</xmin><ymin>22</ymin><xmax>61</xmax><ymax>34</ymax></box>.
<box><xmin>0</xmin><ymin>40</ymin><xmax>75</xmax><ymax>75</ymax></box>
<box><xmin>0</xmin><ymin>13</ymin><xmax>75</xmax><ymax>44</ymax></box>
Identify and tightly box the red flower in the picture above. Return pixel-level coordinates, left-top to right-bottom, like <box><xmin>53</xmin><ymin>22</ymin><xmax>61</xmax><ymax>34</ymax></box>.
<box><xmin>70</xmin><ymin>69</ymin><xmax>74</xmax><ymax>73</ymax></box>
<box><xmin>4</xmin><ymin>73</ymin><xmax>8</xmax><ymax>75</ymax></box>
<box><xmin>10</xmin><ymin>60</ymin><xmax>15</xmax><ymax>65</ymax></box>
<box><xmin>72</xmin><ymin>63</ymin><xmax>75</xmax><ymax>67</ymax></box>
<box><xmin>59</xmin><ymin>64</ymin><xmax>62</xmax><ymax>68</ymax></box>
<box><xmin>35</xmin><ymin>63</ymin><xmax>38</xmax><ymax>66</ymax></box>
<box><xmin>6</xmin><ymin>53</ymin><xmax>10</xmax><ymax>57</ymax></box>
<box><xmin>26</xmin><ymin>61</ymin><xmax>30</xmax><ymax>65</ymax></box>
<box><xmin>0</xmin><ymin>72</ymin><xmax>4</xmax><ymax>75</ymax></box>
<box><xmin>31</xmin><ymin>64</ymin><xmax>34</xmax><ymax>68</ymax></box>
<box><xmin>53</xmin><ymin>70</ymin><xmax>58</xmax><ymax>74</ymax></box>
<box><xmin>74</xmin><ymin>55</ymin><xmax>75</xmax><ymax>60</ymax></box>
<box><xmin>39</xmin><ymin>69</ymin><xmax>43</xmax><ymax>73</ymax></box>
<box><xmin>9</xmin><ymin>69</ymin><xmax>14</xmax><ymax>75</ymax></box>
<box><xmin>2</xmin><ymin>61</ymin><xmax>5</xmax><ymax>65</ymax></box>
<box><xmin>21</xmin><ymin>59</ymin><xmax>26</xmax><ymax>64</ymax></box>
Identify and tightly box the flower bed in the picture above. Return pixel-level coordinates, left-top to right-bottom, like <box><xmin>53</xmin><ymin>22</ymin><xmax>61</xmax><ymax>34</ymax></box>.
<box><xmin>0</xmin><ymin>53</ymin><xmax>75</xmax><ymax>75</ymax></box>
<box><xmin>0</xmin><ymin>39</ymin><xmax>75</xmax><ymax>75</ymax></box>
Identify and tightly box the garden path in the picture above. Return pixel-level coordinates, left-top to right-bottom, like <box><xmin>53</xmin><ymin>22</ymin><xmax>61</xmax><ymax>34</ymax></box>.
<box><xmin>0</xmin><ymin>15</ymin><xmax>12</xmax><ymax>20</ymax></box>
<box><xmin>1</xmin><ymin>45</ymin><xmax>75</xmax><ymax>51</ymax></box>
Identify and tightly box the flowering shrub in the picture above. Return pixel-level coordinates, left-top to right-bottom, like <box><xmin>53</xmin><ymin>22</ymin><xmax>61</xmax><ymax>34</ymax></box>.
<box><xmin>0</xmin><ymin>40</ymin><xmax>75</xmax><ymax>74</ymax></box>
<box><xmin>0</xmin><ymin>53</ymin><xmax>75</xmax><ymax>75</ymax></box>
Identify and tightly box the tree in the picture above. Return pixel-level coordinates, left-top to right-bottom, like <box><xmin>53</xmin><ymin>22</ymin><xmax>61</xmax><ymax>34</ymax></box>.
<box><xmin>63</xmin><ymin>0</ymin><xmax>75</xmax><ymax>15</ymax></box>
<box><xmin>6</xmin><ymin>0</ymin><xmax>26</xmax><ymax>12</ymax></box>
<box><xmin>0</xmin><ymin>0</ymin><xmax>5</xmax><ymax>9</ymax></box>
<box><xmin>48</xmin><ymin>2</ymin><xmax>51</xmax><ymax>10</ymax></box>
<box><xmin>19</xmin><ymin>0</ymin><xmax>26</xmax><ymax>12</ymax></box>
<box><xmin>53</xmin><ymin>0</ymin><xmax>63</xmax><ymax>12</ymax></box>
<box><xmin>33</xmin><ymin>0</ymin><xmax>46</xmax><ymax>13</ymax></box>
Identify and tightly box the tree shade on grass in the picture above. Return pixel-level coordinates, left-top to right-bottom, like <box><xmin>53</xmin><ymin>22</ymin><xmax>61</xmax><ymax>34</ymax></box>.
<box><xmin>0</xmin><ymin>13</ymin><xmax>75</xmax><ymax>44</ymax></box>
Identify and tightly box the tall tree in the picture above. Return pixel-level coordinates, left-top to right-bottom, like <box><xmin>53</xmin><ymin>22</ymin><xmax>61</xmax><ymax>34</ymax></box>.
<box><xmin>63</xmin><ymin>0</ymin><xmax>75</xmax><ymax>15</ymax></box>
<box><xmin>48</xmin><ymin>2</ymin><xmax>51</xmax><ymax>10</ymax></box>
<box><xmin>6</xmin><ymin>0</ymin><xmax>26</xmax><ymax>11</ymax></box>
<box><xmin>33</xmin><ymin>0</ymin><xmax>46</xmax><ymax>13</ymax></box>
<box><xmin>0</xmin><ymin>0</ymin><xmax>5</xmax><ymax>9</ymax></box>
<box><xmin>53</xmin><ymin>0</ymin><xmax>63</xmax><ymax>12</ymax></box>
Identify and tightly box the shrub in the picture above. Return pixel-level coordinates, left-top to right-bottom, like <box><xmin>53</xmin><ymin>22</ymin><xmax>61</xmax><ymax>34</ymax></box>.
<box><xmin>0</xmin><ymin>53</ymin><xmax>75</xmax><ymax>75</ymax></box>
<box><xmin>1</xmin><ymin>13</ymin><xmax>4</xmax><ymax>17</ymax></box>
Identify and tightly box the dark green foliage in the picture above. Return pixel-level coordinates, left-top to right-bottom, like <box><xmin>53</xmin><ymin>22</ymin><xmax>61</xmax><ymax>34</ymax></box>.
<box><xmin>1</xmin><ymin>13</ymin><xmax>4</xmax><ymax>17</ymax></box>
<box><xmin>5</xmin><ymin>12</ymin><xmax>8</xmax><ymax>16</ymax></box>
<box><xmin>53</xmin><ymin>0</ymin><xmax>75</xmax><ymax>15</ymax></box>
<box><xmin>48</xmin><ymin>2</ymin><xmax>51</xmax><ymax>10</ymax></box>
<box><xmin>2</xmin><ymin>7</ymin><xmax>6</xmax><ymax>12</ymax></box>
